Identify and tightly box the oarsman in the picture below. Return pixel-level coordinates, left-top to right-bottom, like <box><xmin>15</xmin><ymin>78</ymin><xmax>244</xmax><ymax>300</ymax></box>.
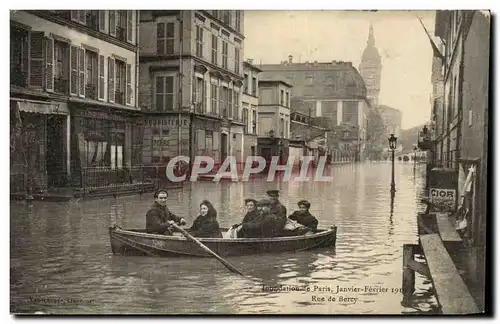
<box><xmin>145</xmin><ymin>189</ymin><xmax>187</xmax><ymax>234</ymax></box>
<box><xmin>266</xmin><ymin>190</ymin><xmax>287</xmax><ymax>230</ymax></box>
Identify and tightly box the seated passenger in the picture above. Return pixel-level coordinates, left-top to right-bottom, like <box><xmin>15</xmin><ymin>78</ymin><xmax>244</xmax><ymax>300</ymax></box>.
<box><xmin>187</xmin><ymin>200</ymin><xmax>223</xmax><ymax>238</ymax></box>
<box><xmin>232</xmin><ymin>198</ymin><xmax>259</xmax><ymax>229</ymax></box>
<box><xmin>237</xmin><ymin>199</ymin><xmax>279</xmax><ymax>238</ymax></box>
<box><xmin>289</xmin><ymin>200</ymin><xmax>318</xmax><ymax>231</ymax></box>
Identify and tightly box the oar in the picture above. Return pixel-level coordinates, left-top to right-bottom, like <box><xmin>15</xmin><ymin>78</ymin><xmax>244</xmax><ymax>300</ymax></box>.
<box><xmin>170</xmin><ymin>223</ymin><xmax>244</xmax><ymax>276</ymax></box>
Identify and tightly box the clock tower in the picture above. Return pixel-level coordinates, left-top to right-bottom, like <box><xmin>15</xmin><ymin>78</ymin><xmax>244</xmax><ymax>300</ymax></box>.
<box><xmin>359</xmin><ymin>24</ymin><xmax>382</xmax><ymax>107</ymax></box>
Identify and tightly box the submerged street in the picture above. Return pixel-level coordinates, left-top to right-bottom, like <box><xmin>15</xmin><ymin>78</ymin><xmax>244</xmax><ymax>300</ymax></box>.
<box><xmin>10</xmin><ymin>162</ymin><xmax>439</xmax><ymax>314</ymax></box>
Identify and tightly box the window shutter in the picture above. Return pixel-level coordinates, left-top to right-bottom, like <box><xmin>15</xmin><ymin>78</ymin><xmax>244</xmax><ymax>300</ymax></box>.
<box><xmin>157</xmin><ymin>22</ymin><xmax>165</xmax><ymax>55</ymax></box>
<box><xmin>78</xmin><ymin>48</ymin><xmax>85</xmax><ymax>97</ymax></box>
<box><xmin>109</xmin><ymin>11</ymin><xmax>116</xmax><ymax>37</ymax></box>
<box><xmin>29</xmin><ymin>31</ymin><xmax>44</xmax><ymax>89</ymax></box>
<box><xmin>70</xmin><ymin>45</ymin><xmax>79</xmax><ymax>95</ymax></box>
<box><xmin>79</xmin><ymin>10</ymin><xmax>86</xmax><ymax>24</ymax></box>
<box><xmin>108</xmin><ymin>57</ymin><xmax>115</xmax><ymax>103</ymax></box>
<box><xmin>70</xmin><ymin>10</ymin><xmax>78</xmax><ymax>22</ymax></box>
<box><xmin>126</xmin><ymin>10</ymin><xmax>133</xmax><ymax>43</ymax></box>
<box><xmin>98</xmin><ymin>55</ymin><xmax>105</xmax><ymax>100</ymax></box>
<box><xmin>99</xmin><ymin>11</ymin><xmax>106</xmax><ymax>32</ymax></box>
<box><xmin>126</xmin><ymin>63</ymin><xmax>132</xmax><ymax>105</ymax></box>
<box><xmin>45</xmin><ymin>37</ymin><xmax>54</xmax><ymax>92</ymax></box>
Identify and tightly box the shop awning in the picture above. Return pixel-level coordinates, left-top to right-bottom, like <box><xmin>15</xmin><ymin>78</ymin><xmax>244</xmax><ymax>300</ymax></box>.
<box><xmin>12</xmin><ymin>99</ymin><xmax>69</xmax><ymax>115</ymax></box>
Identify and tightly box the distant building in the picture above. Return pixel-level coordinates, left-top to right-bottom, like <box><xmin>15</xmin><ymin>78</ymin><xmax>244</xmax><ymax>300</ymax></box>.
<box><xmin>359</xmin><ymin>24</ymin><xmax>382</xmax><ymax>107</ymax></box>
<box><xmin>257</xmin><ymin>79</ymin><xmax>292</xmax><ymax>166</ymax></box>
<box><xmin>241</xmin><ymin>60</ymin><xmax>262</xmax><ymax>165</ymax></box>
<box><xmin>259</xmin><ymin>58</ymin><xmax>370</xmax><ymax>160</ymax></box>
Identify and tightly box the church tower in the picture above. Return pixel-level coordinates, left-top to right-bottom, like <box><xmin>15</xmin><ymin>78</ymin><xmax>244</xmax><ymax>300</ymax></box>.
<box><xmin>359</xmin><ymin>24</ymin><xmax>382</xmax><ymax>107</ymax></box>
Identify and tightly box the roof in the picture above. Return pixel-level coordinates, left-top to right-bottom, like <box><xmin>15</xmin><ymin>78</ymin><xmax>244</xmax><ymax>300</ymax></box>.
<box><xmin>243</xmin><ymin>61</ymin><xmax>263</xmax><ymax>72</ymax></box>
<box><xmin>259</xmin><ymin>79</ymin><xmax>293</xmax><ymax>88</ymax></box>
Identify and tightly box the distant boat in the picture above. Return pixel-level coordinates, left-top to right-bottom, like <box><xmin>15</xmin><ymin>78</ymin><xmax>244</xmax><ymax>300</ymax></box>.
<box><xmin>109</xmin><ymin>226</ymin><xmax>337</xmax><ymax>257</ymax></box>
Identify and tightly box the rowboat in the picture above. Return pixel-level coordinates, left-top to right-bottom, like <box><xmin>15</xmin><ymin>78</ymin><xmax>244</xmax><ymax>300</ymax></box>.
<box><xmin>109</xmin><ymin>225</ymin><xmax>337</xmax><ymax>257</ymax></box>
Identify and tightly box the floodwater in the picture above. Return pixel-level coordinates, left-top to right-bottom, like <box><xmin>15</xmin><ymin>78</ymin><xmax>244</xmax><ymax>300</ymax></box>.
<box><xmin>10</xmin><ymin>162</ymin><xmax>440</xmax><ymax>314</ymax></box>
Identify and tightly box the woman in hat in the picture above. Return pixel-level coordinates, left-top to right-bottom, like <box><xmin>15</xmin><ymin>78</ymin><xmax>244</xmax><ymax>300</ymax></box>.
<box><xmin>232</xmin><ymin>198</ymin><xmax>259</xmax><ymax>229</ymax></box>
<box><xmin>187</xmin><ymin>200</ymin><xmax>223</xmax><ymax>238</ymax></box>
<box><xmin>289</xmin><ymin>200</ymin><xmax>318</xmax><ymax>231</ymax></box>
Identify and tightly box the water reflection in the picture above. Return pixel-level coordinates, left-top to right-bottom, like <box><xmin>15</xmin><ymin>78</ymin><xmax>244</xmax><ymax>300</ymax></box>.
<box><xmin>11</xmin><ymin>163</ymin><xmax>438</xmax><ymax>314</ymax></box>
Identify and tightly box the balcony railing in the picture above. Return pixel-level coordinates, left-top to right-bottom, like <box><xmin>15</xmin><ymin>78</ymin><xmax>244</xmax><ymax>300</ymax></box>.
<box><xmin>116</xmin><ymin>26</ymin><xmax>126</xmax><ymax>41</ymax></box>
<box><xmin>115</xmin><ymin>90</ymin><xmax>124</xmax><ymax>104</ymax></box>
<box><xmin>54</xmin><ymin>77</ymin><xmax>69</xmax><ymax>94</ymax></box>
<box><xmin>10</xmin><ymin>68</ymin><xmax>27</xmax><ymax>87</ymax></box>
<box><xmin>86</xmin><ymin>83</ymin><xmax>97</xmax><ymax>100</ymax></box>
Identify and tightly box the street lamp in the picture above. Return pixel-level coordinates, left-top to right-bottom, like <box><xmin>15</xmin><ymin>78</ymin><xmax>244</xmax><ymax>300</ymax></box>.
<box><xmin>388</xmin><ymin>134</ymin><xmax>397</xmax><ymax>193</ymax></box>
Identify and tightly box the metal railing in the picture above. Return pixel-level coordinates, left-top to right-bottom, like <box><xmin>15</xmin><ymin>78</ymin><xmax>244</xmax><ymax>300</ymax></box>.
<box><xmin>81</xmin><ymin>165</ymin><xmax>154</xmax><ymax>194</ymax></box>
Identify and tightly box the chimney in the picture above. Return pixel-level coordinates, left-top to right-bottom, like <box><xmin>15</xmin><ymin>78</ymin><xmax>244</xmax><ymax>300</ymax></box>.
<box><xmin>288</xmin><ymin>54</ymin><xmax>293</xmax><ymax>63</ymax></box>
<box><xmin>247</xmin><ymin>58</ymin><xmax>253</xmax><ymax>64</ymax></box>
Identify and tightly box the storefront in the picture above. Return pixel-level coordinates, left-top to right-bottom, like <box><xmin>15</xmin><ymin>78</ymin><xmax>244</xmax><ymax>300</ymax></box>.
<box><xmin>10</xmin><ymin>98</ymin><xmax>70</xmax><ymax>192</ymax></box>
<box><xmin>70</xmin><ymin>105</ymin><xmax>141</xmax><ymax>187</ymax></box>
<box><xmin>192</xmin><ymin>115</ymin><xmax>223</xmax><ymax>165</ymax></box>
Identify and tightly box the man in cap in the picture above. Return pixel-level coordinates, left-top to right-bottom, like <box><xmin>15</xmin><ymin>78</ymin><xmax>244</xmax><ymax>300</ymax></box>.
<box><xmin>145</xmin><ymin>189</ymin><xmax>187</xmax><ymax>234</ymax></box>
<box><xmin>266</xmin><ymin>190</ymin><xmax>287</xmax><ymax>232</ymax></box>
<box><xmin>289</xmin><ymin>200</ymin><xmax>318</xmax><ymax>231</ymax></box>
<box><xmin>237</xmin><ymin>199</ymin><xmax>276</xmax><ymax>238</ymax></box>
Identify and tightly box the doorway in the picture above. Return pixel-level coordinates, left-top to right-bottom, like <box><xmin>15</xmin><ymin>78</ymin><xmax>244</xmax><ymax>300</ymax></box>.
<box><xmin>46</xmin><ymin>115</ymin><xmax>66</xmax><ymax>187</ymax></box>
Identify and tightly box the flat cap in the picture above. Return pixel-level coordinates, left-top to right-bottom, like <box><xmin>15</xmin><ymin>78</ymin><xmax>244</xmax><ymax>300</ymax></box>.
<box><xmin>298</xmin><ymin>200</ymin><xmax>311</xmax><ymax>208</ymax></box>
<box><xmin>266</xmin><ymin>190</ymin><xmax>280</xmax><ymax>197</ymax></box>
<box><xmin>244</xmin><ymin>198</ymin><xmax>258</xmax><ymax>204</ymax></box>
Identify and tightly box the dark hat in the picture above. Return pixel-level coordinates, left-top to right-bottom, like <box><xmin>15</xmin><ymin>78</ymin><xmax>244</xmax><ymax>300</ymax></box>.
<box><xmin>266</xmin><ymin>190</ymin><xmax>280</xmax><ymax>197</ymax></box>
<box><xmin>244</xmin><ymin>198</ymin><xmax>258</xmax><ymax>204</ymax></box>
<box><xmin>256</xmin><ymin>199</ymin><xmax>271</xmax><ymax>207</ymax></box>
<box><xmin>298</xmin><ymin>200</ymin><xmax>311</xmax><ymax>209</ymax></box>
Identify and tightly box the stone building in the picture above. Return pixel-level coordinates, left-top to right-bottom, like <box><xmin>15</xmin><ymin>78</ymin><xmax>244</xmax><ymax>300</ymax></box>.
<box><xmin>257</xmin><ymin>79</ymin><xmax>292</xmax><ymax>166</ymax></box>
<box><xmin>425</xmin><ymin>10</ymin><xmax>490</xmax><ymax>310</ymax></box>
<box><xmin>359</xmin><ymin>24</ymin><xmax>382</xmax><ymax>107</ymax></box>
<box><xmin>241</xmin><ymin>60</ymin><xmax>261</xmax><ymax>166</ymax></box>
<box><xmin>10</xmin><ymin>10</ymin><xmax>141</xmax><ymax>192</ymax></box>
<box><xmin>260</xmin><ymin>58</ymin><xmax>370</xmax><ymax>161</ymax></box>
<box><xmin>138</xmin><ymin>10</ymin><xmax>245</xmax><ymax>170</ymax></box>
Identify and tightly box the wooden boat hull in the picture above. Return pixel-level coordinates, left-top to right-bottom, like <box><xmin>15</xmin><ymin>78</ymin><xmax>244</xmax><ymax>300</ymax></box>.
<box><xmin>109</xmin><ymin>226</ymin><xmax>337</xmax><ymax>257</ymax></box>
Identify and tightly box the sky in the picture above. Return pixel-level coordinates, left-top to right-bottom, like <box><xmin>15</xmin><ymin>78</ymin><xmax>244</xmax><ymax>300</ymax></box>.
<box><xmin>243</xmin><ymin>10</ymin><xmax>436</xmax><ymax>130</ymax></box>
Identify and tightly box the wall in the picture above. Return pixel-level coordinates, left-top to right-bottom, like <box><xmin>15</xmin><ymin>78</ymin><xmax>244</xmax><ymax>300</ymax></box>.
<box><xmin>12</xmin><ymin>11</ymin><xmax>139</xmax><ymax>107</ymax></box>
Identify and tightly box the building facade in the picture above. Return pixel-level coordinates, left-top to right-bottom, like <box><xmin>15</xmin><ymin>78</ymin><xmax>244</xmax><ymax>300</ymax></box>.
<box><xmin>257</xmin><ymin>80</ymin><xmax>292</xmax><ymax>166</ymax></box>
<box><xmin>138</xmin><ymin>10</ymin><xmax>245</xmax><ymax>172</ymax></box>
<box><xmin>260</xmin><ymin>58</ymin><xmax>370</xmax><ymax>161</ymax></box>
<box><xmin>426</xmin><ymin>10</ymin><xmax>490</xmax><ymax>310</ymax></box>
<box><xmin>377</xmin><ymin>105</ymin><xmax>402</xmax><ymax>139</ymax></box>
<box><xmin>359</xmin><ymin>24</ymin><xmax>382</xmax><ymax>107</ymax></box>
<box><xmin>241</xmin><ymin>60</ymin><xmax>261</xmax><ymax>166</ymax></box>
<box><xmin>10</xmin><ymin>10</ymin><xmax>140</xmax><ymax>192</ymax></box>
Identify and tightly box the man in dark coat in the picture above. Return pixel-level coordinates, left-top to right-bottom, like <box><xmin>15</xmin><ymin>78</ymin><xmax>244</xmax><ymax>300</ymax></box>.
<box><xmin>289</xmin><ymin>200</ymin><xmax>318</xmax><ymax>231</ymax></box>
<box><xmin>145</xmin><ymin>189</ymin><xmax>187</xmax><ymax>234</ymax></box>
<box><xmin>238</xmin><ymin>199</ymin><xmax>278</xmax><ymax>238</ymax></box>
<box><xmin>266</xmin><ymin>190</ymin><xmax>287</xmax><ymax>231</ymax></box>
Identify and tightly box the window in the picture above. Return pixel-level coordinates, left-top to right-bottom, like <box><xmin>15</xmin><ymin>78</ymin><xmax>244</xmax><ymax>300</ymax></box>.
<box><xmin>286</xmin><ymin>92</ymin><xmax>290</xmax><ymax>108</ymax></box>
<box><xmin>157</xmin><ymin>22</ymin><xmax>175</xmax><ymax>55</ymax></box>
<box><xmin>235</xmin><ymin>11</ymin><xmax>241</xmax><ymax>32</ymax></box>
<box><xmin>223</xmin><ymin>11</ymin><xmax>231</xmax><ymax>26</ymax></box>
<box><xmin>70</xmin><ymin>10</ymin><xmax>86</xmax><ymax>25</ymax></box>
<box><xmin>221</xmin><ymin>87</ymin><xmax>228</xmax><ymax>117</ymax></box>
<box><xmin>342</xmin><ymin>101</ymin><xmax>358</xmax><ymax>125</ymax></box>
<box><xmin>196</xmin><ymin>25</ymin><xmax>203</xmax><ymax>58</ymax></box>
<box><xmin>235</xmin><ymin>47</ymin><xmax>240</xmax><ymax>74</ymax></box>
<box><xmin>131</xmin><ymin>124</ymin><xmax>144</xmax><ymax>166</ymax></box>
<box><xmin>244</xmin><ymin>74</ymin><xmax>249</xmax><ymax>93</ymax></box>
<box><xmin>280</xmin><ymin>118</ymin><xmax>285</xmax><ymax>137</ymax></box>
<box><xmin>211</xmin><ymin>84</ymin><xmax>218</xmax><ymax>114</ymax></box>
<box><xmin>10</xmin><ymin>26</ymin><xmax>29</xmax><ymax>87</ymax></box>
<box><xmin>252</xmin><ymin>108</ymin><xmax>257</xmax><ymax>134</ymax></box>
<box><xmin>280</xmin><ymin>90</ymin><xmax>284</xmax><ymax>106</ymax></box>
<box><xmin>155</xmin><ymin>75</ymin><xmax>175</xmax><ymax>111</ymax></box>
<box><xmin>233</xmin><ymin>90</ymin><xmax>239</xmax><ymax>120</ymax></box>
<box><xmin>53</xmin><ymin>41</ymin><xmax>69</xmax><ymax>94</ymax></box>
<box><xmin>305</xmin><ymin>76</ymin><xmax>313</xmax><ymax>84</ymax></box>
<box><xmin>114</xmin><ymin>59</ymin><xmax>126</xmax><ymax>104</ymax></box>
<box><xmin>116</xmin><ymin>11</ymin><xmax>127</xmax><ymax>41</ymax></box>
<box><xmin>252</xmin><ymin>77</ymin><xmax>257</xmax><ymax>96</ymax></box>
<box><xmin>85</xmin><ymin>50</ymin><xmax>98</xmax><ymax>99</ymax></box>
<box><xmin>193</xmin><ymin>77</ymin><xmax>205</xmax><ymax>113</ymax></box>
<box><xmin>211</xmin><ymin>34</ymin><xmax>218</xmax><ymax>64</ymax></box>
<box><xmin>228</xmin><ymin>87</ymin><xmax>233</xmax><ymax>118</ymax></box>
<box><xmin>242</xmin><ymin>106</ymin><xmax>249</xmax><ymax>132</ymax></box>
<box><xmin>222</xmin><ymin>41</ymin><xmax>228</xmax><ymax>69</ymax></box>
<box><xmin>86</xmin><ymin>10</ymin><xmax>99</xmax><ymax>30</ymax></box>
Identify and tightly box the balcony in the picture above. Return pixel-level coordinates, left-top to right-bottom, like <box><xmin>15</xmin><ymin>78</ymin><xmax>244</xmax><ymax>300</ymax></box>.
<box><xmin>116</xmin><ymin>26</ymin><xmax>126</xmax><ymax>42</ymax></box>
<box><xmin>86</xmin><ymin>83</ymin><xmax>97</xmax><ymax>100</ymax></box>
<box><xmin>54</xmin><ymin>77</ymin><xmax>69</xmax><ymax>94</ymax></box>
<box><xmin>115</xmin><ymin>90</ymin><xmax>125</xmax><ymax>105</ymax></box>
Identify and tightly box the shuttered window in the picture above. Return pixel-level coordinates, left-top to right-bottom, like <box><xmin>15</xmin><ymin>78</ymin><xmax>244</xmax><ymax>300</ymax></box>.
<box><xmin>98</xmin><ymin>55</ymin><xmax>105</xmax><ymax>100</ymax></box>
<box><xmin>126</xmin><ymin>10</ymin><xmax>133</xmax><ymax>43</ymax></box>
<box><xmin>29</xmin><ymin>32</ymin><xmax>44</xmax><ymax>88</ymax></box>
<box><xmin>45</xmin><ymin>37</ymin><xmax>54</xmax><ymax>92</ymax></box>
<box><xmin>108</xmin><ymin>57</ymin><xmax>115</xmax><ymax>102</ymax></box>
<box><xmin>109</xmin><ymin>11</ymin><xmax>116</xmax><ymax>37</ymax></box>
<box><xmin>78</xmin><ymin>48</ymin><xmax>85</xmax><ymax>97</ymax></box>
<box><xmin>126</xmin><ymin>63</ymin><xmax>132</xmax><ymax>105</ymax></box>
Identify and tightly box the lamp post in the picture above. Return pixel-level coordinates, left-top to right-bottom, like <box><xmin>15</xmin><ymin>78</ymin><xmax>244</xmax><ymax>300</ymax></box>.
<box><xmin>388</xmin><ymin>134</ymin><xmax>397</xmax><ymax>194</ymax></box>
